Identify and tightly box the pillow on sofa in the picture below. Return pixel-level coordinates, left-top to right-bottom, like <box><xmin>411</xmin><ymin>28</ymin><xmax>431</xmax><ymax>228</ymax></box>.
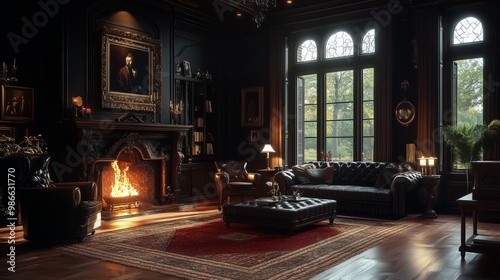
<box><xmin>292</xmin><ymin>164</ymin><xmax>324</xmax><ymax>184</ymax></box>
<box><xmin>324</xmin><ymin>165</ymin><xmax>335</xmax><ymax>184</ymax></box>
<box><xmin>374</xmin><ymin>163</ymin><xmax>402</xmax><ymax>189</ymax></box>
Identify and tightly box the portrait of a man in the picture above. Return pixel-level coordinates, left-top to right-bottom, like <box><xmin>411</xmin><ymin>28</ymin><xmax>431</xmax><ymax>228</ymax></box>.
<box><xmin>109</xmin><ymin>44</ymin><xmax>148</xmax><ymax>94</ymax></box>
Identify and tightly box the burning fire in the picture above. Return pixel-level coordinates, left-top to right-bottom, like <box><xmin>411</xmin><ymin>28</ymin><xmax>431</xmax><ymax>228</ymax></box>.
<box><xmin>110</xmin><ymin>160</ymin><xmax>139</xmax><ymax>197</ymax></box>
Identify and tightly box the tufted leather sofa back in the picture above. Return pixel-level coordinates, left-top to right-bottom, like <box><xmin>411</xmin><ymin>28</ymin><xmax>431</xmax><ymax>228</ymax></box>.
<box><xmin>306</xmin><ymin>161</ymin><xmax>388</xmax><ymax>186</ymax></box>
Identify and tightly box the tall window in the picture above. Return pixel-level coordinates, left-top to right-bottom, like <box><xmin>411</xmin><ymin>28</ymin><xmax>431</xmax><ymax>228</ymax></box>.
<box><xmin>447</xmin><ymin>16</ymin><xmax>484</xmax><ymax>169</ymax></box>
<box><xmin>295</xmin><ymin>28</ymin><xmax>375</xmax><ymax>163</ymax></box>
<box><xmin>452</xmin><ymin>17</ymin><xmax>483</xmax><ymax>127</ymax></box>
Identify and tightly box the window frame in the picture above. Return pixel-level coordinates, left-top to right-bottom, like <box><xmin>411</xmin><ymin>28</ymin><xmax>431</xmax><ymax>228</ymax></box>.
<box><xmin>441</xmin><ymin>9</ymin><xmax>486</xmax><ymax>172</ymax></box>
<box><xmin>291</xmin><ymin>24</ymin><xmax>376</xmax><ymax>164</ymax></box>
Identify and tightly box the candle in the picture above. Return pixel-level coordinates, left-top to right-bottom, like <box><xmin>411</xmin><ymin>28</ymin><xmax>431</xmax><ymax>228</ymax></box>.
<box><xmin>13</xmin><ymin>58</ymin><xmax>16</xmax><ymax>68</ymax></box>
<box><xmin>2</xmin><ymin>62</ymin><xmax>5</xmax><ymax>72</ymax></box>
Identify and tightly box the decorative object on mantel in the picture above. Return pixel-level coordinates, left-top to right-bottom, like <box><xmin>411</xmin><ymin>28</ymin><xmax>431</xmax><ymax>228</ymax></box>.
<box><xmin>115</xmin><ymin>112</ymin><xmax>144</xmax><ymax>123</ymax></box>
<box><xmin>395</xmin><ymin>80</ymin><xmax>416</xmax><ymax>126</ymax></box>
<box><xmin>0</xmin><ymin>58</ymin><xmax>17</xmax><ymax>85</ymax></box>
<box><xmin>69</xmin><ymin>96</ymin><xmax>92</xmax><ymax>119</ymax></box>
<box><xmin>169</xmin><ymin>99</ymin><xmax>183</xmax><ymax>124</ymax></box>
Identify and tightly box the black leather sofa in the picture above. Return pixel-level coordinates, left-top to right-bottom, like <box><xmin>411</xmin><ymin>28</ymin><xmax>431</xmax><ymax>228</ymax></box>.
<box><xmin>275</xmin><ymin>161</ymin><xmax>422</xmax><ymax>219</ymax></box>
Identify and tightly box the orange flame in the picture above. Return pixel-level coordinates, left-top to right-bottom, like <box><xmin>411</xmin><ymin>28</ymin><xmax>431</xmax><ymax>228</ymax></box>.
<box><xmin>110</xmin><ymin>160</ymin><xmax>139</xmax><ymax>197</ymax></box>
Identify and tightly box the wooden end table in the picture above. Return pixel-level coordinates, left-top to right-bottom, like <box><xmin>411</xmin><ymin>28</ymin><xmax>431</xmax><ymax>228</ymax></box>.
<box><xmin>457</xmin><ymin>193</ymin><xmax>500</xmax><ymax>258</ymax></box>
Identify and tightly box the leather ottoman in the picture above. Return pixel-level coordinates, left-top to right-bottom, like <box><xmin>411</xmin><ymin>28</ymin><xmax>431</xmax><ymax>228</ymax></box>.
<box><xmin>221</xmin><ymin>197</ymin><xmax>337</xmax><ymax>231</ymax></box>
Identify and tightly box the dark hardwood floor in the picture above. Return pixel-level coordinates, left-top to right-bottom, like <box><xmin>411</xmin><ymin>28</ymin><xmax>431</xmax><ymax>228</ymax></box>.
<box><xmin>1</xmin><ymin>201</ymin><xmax>500</xmax><ymax>280</ymax></box>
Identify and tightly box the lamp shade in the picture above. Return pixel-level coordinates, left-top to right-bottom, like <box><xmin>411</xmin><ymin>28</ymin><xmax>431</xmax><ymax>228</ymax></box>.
<box><xmin>428</xmin><ymin>157</ymin><xmax>436</xmax><ymax>166</ymax></box>
<box><xmin>261</xmin><ymin>144</ymin><xmax>275</xmax><ymax>153</ymax></box>
<box><xmin>419</xmin><ymin>156</ymin><xmax>427</xmax><ymax>167</ymax></box>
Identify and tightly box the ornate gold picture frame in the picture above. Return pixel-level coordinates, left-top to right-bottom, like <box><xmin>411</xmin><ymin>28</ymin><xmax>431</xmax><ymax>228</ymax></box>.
<box><xmin>101</xmin><ymin>26</ymin><xmax>161</xmax><ymax>112</ymax></box>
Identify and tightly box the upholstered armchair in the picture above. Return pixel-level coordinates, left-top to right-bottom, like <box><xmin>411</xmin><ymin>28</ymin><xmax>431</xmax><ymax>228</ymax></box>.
<box><xmin>18</xmin><ymin>181</ymin><xmax>102</xmax><ymax>243</ymax></box>
<box><xmin>214</xmin><ymin>161</ymin><xmax>262</xmax><ymax>209</ymax></box>
<box><xmin>1</xmin><ymin>154</ymin><xmax>101</xmax><ymax>243</ymax></box>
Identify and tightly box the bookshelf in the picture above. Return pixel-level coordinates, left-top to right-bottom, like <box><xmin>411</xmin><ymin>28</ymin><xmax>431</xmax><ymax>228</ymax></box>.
<box><xmin>174</xmin><ymin>76</ymin><xmax>218</xmax><ymax>160</ymax></box>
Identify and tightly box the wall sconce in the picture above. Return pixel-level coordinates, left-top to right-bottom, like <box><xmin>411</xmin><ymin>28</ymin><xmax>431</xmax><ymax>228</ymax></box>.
<box><xmin>261</xmin><ymin>144</ymin><xmax>275</xmax><ymax>169</ymax></box>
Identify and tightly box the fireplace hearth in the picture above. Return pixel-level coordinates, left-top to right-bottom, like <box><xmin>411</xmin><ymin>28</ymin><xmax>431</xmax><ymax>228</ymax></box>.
<box><xmin>58</xmin><ymin>120</ymin><xmax>191</xmax><ymax>214</ymax></box>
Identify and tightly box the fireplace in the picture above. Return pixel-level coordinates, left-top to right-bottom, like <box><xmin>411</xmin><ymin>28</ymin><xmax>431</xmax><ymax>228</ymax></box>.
<box><xmin>59</xmin><ymin>120</ymin><xmax>191</xmax><ymax>213</ymax></box>
<box><xmin>97</xmin><ymin>147</ymin><xmax>164</xmax><ymax>211</ymax></box>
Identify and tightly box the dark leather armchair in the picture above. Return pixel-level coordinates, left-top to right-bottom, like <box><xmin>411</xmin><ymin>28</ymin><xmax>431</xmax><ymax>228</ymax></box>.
<box><xmin>1</xmin><ymin>154</ymin><xmax>101</xmax><ymax>243</ymax></box>
<box><xmin>214</xmin><ymin>161</ymin><xmax>261</xmax><ymax>209</ymax></box>
<box><xmin>18</xmin><ymin>181</ymin><xmax>102</xmax><ymax>243</ymax></box>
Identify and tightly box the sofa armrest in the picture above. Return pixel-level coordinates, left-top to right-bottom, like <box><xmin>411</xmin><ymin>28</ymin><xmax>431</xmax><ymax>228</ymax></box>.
<box><xmin>390</xmin><ymin>171</ymin><xmax>422</xmax><ymax>193</ymax></box>
<box><xmin>275</xmin><ymin>170</ymin><xmax>299</xmax><ymax>193</ymax></box>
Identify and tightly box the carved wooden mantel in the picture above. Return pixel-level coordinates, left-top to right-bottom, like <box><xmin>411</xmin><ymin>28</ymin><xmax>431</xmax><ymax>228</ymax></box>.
<box><xmin>58</xmin><ymin>120</ymin><xmax>191</xmax><ymax>204</ymax></box>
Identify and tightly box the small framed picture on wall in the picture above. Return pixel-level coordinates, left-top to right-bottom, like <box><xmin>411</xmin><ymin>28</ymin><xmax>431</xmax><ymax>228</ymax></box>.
<box><xmin>1</xmin><ymin>85</ymin><xmax>34</xmax><ymax>122</ymax></box>
<box><xmin>241</xmin><ymin>86</ymin><xmax>263</xmax><ymax>127</ymax></box>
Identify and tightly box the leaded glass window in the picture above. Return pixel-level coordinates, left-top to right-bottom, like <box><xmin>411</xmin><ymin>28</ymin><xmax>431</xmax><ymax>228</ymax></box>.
<box><xmin>361</xmin><ymin>29</ymin><xmax>375</xmax><ymax>54</ymax></box>
<box><xmin>297</xmin><ymin>40</ymin><xmax>317</xmax><ymax>62</ymax></box>
<box><xmin>325</xmin><ymin>31</ymin><xmax>353</xmax><ymax>58</ymax></box>
<box><xmin>453</xmin><ymin>17</ymin><xmax>483</xmax><ymax>45</ymax></box>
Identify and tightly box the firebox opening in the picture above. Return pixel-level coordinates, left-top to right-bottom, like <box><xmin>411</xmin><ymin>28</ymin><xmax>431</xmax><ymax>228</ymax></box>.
<box><xmin>100</xmin><ymin>148</ymin><xmax>163</xmax><ymax>212</ymax></box>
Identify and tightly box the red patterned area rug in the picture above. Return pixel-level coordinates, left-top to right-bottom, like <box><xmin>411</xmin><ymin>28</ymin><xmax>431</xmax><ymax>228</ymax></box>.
<box><xmin>59</xmin><ymin>213</ymin><xmax>415</xmax><ymax>280</ymax></box>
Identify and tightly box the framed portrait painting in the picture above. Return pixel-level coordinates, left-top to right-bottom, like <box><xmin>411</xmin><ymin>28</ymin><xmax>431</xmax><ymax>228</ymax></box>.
<box><xmin>1</xmin><ymin>85</ymin><xmax>34</xmax><ymax>122</ymax></box>
<box><xmin>241</xmin><ymin>86</ymin><xmax>263</xmax><ymax>127</ymax></box>
<box><xmin>101</xmin><ymin>26</ymin><xmax>162</xmax><ymax>112</ymax></box>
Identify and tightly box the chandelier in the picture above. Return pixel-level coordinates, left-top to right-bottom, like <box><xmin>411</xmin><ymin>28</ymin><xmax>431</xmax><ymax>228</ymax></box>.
<box><xmin>243</xmin><ymin>0</ymin><xmax>277</xmax><ymax>28</ymax></box>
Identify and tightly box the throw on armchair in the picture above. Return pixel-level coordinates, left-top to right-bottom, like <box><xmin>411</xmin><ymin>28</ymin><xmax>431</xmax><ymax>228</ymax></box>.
<box><xmin>18</xmin><ymin>181</ymin><xmax>102</xmax><ymax>243</ymax></box>
<box><xmin>214</xmin><ymin>161</ymin><xmax>262</xmax><ymax>209</ymax></box>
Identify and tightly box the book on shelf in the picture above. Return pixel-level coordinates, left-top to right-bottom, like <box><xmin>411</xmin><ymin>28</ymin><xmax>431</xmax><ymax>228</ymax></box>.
<box><xmin>196</xmin><ymin>117</ymin><xmax>204</xmax><ymax>127</ymax></box>
<box><xmin>193</xmin><ymin>131</ymin><xmax>204</xmax><ymax>142</ymax></box>
<box><xmin>207</xmin><ymin>143</ymin><xmax>213</xmax><ymax>155</ymax></box>
<box><xmin>193</xmin><ymin>144</ymin><xmax>202</xmax><ymax>155</ymax></box>
<box><xmin>205</xmin><ymin>100</ymin><xmax>212</xmax><ymax>112</ymax></box>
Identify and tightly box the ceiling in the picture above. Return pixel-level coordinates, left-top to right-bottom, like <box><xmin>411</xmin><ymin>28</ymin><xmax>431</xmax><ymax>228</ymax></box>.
<box><xmin>159</xmin><ymin>0</ymin><xmax>347</xmax><ymax>28</ymax></box>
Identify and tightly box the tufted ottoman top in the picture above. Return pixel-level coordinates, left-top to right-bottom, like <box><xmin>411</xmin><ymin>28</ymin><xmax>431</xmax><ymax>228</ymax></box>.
<box><xmin>222</xmin><ymin>197</ymin><xmax>337</xmax><ymax>223</ymax></box>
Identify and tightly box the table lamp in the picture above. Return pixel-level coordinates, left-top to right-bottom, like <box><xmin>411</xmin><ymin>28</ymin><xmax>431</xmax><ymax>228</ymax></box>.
<box><xmin>261</xmin><ymin>144</ymin><xmax>275</xmax><ymax>169</ymax></box>
<box><xmin>419</xmin><ymin>156</ymin><xmax>427</xmax><ymax>175</ymax></box>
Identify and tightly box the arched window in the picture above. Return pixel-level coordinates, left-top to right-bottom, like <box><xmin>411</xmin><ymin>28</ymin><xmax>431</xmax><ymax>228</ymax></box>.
<box><xmin>361</xmin><ymin>29</ymin><xmax>375</xmax><ymax>54</ymax></box>
<box><xmin>453</xmin><ymin>16</ymin><xmax>483</xmax><ymax>45</ymax></box>
<box><xmin>444</xmin><ymin>15</ymin><xmax>484</xmax><ymax>169</ymax></box>
<box><xmin>325</xmin><ymin>31</ymin><xmax>353</xmax><ymax>58</ymax></box>
<box><xmin>295</xmin><ymin>26</ymin><xmax>375</xmax><ymax>163</ymax></box>
<box><xmin>297</xmin><ymin>40</ymin><xmax>317</xmax><ymax>62</ymax></box>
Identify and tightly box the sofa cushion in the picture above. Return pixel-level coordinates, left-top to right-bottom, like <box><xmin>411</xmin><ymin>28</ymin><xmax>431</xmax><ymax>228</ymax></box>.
<box><xmin>324</xmin><ymin>165</ymin><xmax>335</xmax><ymax>184</ymax></box>
<box><xmin>290</xmin><ymin>184</ymin><xmax>392</xmax><ymax>203</ymax></box>
<box><xmin>292</xmin><ymin>164</ymin><xmax>318</xmax><ymax>183</ymax></box>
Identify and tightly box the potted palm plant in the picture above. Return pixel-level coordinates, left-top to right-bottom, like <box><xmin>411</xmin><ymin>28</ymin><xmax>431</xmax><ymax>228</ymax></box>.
<box><xmin>442</xmin><ymin>123</ymin><xmax>485</xmax><ymax>193</ymax></box>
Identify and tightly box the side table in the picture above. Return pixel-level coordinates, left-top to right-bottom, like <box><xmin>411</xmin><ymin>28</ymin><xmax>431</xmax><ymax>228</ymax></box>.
<box><xmin>421</xmin><ymin>175</ymin><xmax>440</xmax><ymax>219</ymax></box>
<box><xmin>457</xmin><ymin>193</ymin><xmax>500</xmax><ymax>258</ymax></box>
